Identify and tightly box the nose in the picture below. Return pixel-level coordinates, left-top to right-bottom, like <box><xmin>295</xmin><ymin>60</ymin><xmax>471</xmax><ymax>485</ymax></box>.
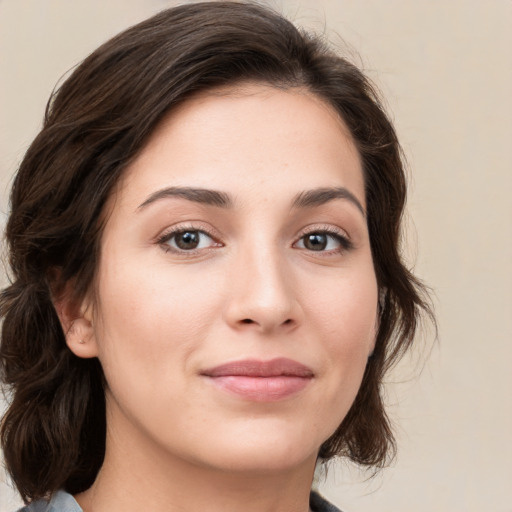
<box><xmin>224</xmin><ymin>245</ymin><xmax>302</xmax><ymax>334</ymax></box>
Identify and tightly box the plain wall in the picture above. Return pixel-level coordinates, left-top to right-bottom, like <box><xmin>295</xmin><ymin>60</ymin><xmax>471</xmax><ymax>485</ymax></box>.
<box><xmin>1</xmin><ymin>1</ymin><xmax>511</xmax><ymax>511</ymax></box>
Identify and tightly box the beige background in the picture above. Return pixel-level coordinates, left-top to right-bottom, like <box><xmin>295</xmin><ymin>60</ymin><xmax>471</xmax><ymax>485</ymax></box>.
<box><xmin>1</xmin><ymin>1</ymin><xmax>511</xmax><ymax>511</ymax></box>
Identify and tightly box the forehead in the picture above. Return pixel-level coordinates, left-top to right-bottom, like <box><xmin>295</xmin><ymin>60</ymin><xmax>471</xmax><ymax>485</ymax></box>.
<box><xmin>116</xmin><ymin>83</ymin><xmax>365</xmax><ymax>209</ymax></box>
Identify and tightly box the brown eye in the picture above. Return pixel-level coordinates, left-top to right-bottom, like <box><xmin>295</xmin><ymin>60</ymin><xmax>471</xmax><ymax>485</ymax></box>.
<box><xmin>295</xmin><ymin>230</ymin><xmax>351</xmax><ymax>253</ymax></box>
<box><xmin>174</xmin><ymin>231</ymin><xmax>200</xmax><ymax>250</ymax></box>
<box><xmin>303</xmin><ymin>233</ymin><xmax>328</xmax><ymax>251</ymax></box>
<box><xmin>162</xmin><ymin>229</ymin><xmax>217</xmax><ymax>252</ymax></box>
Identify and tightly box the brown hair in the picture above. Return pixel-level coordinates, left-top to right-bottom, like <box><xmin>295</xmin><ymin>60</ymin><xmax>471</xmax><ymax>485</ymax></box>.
<box><xmin>1</xmin><ymin>1</ymin><xmax>433</xmax><ymax>502</ymax></box>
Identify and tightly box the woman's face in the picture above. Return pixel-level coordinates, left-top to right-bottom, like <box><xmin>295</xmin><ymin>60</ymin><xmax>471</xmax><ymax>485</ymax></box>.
<box><xmin>79</xmin><ymin>83</ymin><xmax>378</xmax><ymax>475</ymax></box>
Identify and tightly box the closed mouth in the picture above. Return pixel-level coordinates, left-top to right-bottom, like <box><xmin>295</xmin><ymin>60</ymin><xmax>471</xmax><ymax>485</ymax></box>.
<box><xmin>201</xmin><ymin>357</ymin><xmax>314</xmax><ymax>378</ymax></box>
<box><xmin>201</xmin><ymin>358</ymin><xmax>314</xmax><ymax>402</ymax></box>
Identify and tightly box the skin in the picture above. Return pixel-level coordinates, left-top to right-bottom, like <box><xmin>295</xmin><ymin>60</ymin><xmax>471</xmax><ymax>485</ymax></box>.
<box><xmin>62</xmin><ymin>83</ymin><xmax>378</xmax><ymax>512</ymax></box>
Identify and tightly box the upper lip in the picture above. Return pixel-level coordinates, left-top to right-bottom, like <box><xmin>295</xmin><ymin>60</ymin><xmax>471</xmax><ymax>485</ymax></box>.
<box><xmin>201</xmin><ymin>358</ymin><xmax>314</xmax><ymax>378</ymax></box>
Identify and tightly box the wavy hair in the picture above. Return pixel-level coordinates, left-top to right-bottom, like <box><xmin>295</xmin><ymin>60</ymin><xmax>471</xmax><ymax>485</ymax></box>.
<box><xmin>1</xmin><ymin>1</ymin><xmax>433</xmax><ymax>502</ymax></box>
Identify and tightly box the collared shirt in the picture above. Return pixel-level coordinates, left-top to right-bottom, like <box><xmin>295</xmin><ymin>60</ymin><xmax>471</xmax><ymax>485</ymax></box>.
<box><xmin>17</xmin><ymin>489</ymin><xmax>342</xmax><ymax>512</ymax></box>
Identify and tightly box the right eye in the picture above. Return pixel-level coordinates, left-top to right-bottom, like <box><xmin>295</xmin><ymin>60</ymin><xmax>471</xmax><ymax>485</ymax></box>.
<box><xmin>158</xmin><ymin>229</ymin><xmax>219</xmax><ymax>253</ymax></box>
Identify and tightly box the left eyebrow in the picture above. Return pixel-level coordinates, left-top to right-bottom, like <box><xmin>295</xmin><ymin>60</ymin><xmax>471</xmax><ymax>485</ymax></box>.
<box><xmin>292</xmin><ymin>187</ymin><xmax>366</xmax><ymax>217</ymax></box>
<box><xmin>137</xmin><ymin>186</ymin><xmax>233</xmax><ymax>210</ymax></box>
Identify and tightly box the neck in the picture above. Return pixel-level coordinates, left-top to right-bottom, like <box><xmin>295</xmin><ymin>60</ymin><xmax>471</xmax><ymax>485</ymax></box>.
<box><xmin>75</xmin><ymin>418</ymin><xmax>317</xmax><ymax>512</ymax></box>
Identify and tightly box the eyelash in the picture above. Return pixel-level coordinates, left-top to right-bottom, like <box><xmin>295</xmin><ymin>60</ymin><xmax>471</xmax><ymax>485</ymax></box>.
<box><xmin>295</xmin><ymin>226</ymin><xmax>353</xmax><ymax>254</ymax></box>
<box><xmin>156</xmin><ymin>224</ymin><xmax>353</xmax><ymax>255</ymax></box>
<box><xmin>156</xmin><ymin>224</ymin><xmax>220</xmax><ymax>255</ymax></box>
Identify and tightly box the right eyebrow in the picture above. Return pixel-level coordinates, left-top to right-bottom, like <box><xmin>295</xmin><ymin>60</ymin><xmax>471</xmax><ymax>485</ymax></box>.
<box><xmin>137</xmin><ymin>186</ymin><xmax>233</xmax><ymax>211</ymax></box>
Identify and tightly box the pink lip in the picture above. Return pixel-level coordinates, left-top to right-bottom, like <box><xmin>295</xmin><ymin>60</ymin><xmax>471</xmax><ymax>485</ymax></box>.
<box><xmin>201</xmin><ymin>358</ymin><xmax>314</xmax><ymax>402</ymax></box>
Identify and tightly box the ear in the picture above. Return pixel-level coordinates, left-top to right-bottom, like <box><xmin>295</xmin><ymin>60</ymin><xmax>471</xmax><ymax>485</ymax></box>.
<box><xmin>52</xmin><ymin>279</ymin><xmax>99</xmax><ymax>359</ymax></box>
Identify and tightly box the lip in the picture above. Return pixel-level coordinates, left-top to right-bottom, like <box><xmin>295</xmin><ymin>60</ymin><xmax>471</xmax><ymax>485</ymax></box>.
<box><xmin>201</xmin><ymin>358</ymin><xmax>314</xmax><ymax>402</ymax></box>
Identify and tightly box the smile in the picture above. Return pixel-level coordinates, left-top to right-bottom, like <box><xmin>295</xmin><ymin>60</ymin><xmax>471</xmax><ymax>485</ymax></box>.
<box><xmin>201</xmin><ymin>358</ymin><xmax>314</xmax><ymax>402</ymax></box>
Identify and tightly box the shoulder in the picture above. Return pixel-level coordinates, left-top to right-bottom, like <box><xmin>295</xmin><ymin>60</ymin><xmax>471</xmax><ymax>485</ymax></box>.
<box><xmin>16</xmin><ymin>491</ymin><xmax>82</xmax><ymax>512</ymax></box>
<box><xmin>310</xmin><ymin>490</ymin><xmax>344</xmax><ymax>512</ymax></box>
<box><xmin>18</xmin><ymin>490</ymin><xmax>338</xmax><ymax>512</ymax></box>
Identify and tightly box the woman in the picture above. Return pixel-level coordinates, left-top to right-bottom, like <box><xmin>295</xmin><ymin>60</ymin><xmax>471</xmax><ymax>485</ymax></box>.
<box><xmin>0</xmin><ymin>2</ymin><xmax>432</xmax><ymax>511</ymax></box>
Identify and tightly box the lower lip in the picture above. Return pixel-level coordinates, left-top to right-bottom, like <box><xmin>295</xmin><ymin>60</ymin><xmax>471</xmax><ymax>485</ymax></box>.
<box><xmin>207</xmin><ymin>375</ymin><xmax>311</xmax><ymax>401</ymax></box>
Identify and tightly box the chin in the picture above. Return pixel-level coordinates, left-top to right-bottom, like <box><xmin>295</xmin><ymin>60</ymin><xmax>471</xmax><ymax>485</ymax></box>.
<box><xmin>201</xmin><ymin>445</ymin><xmax>317</xmax><ymax>475</ymax></box>
<box><xmin>182</xmin><ymin>419</ymin><xmax>328</xmax><ymax>474</ymax></box>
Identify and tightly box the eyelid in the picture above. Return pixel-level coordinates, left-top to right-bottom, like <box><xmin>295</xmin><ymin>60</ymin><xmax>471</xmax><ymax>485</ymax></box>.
<box><xmin>154</xmin><ymin>222</ymin><xmax>353</xmax><ymax>256</ymax></box>
<box><xmin>293</xmin><ymin>224</ymin><xmax>353</xmax><ymax>252</ymax></box>
<box><xmin>155</xmin><ymin>222</ymin><xmax>223</xmax><ymax>254</ymax></box>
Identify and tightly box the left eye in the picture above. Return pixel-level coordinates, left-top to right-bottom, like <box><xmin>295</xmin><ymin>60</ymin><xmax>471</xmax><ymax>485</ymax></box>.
<box><xmin>163</xmin><ymin>230</ymin><xmax>216</xmax><ymax>251</ymax></box>
<box><xmin>295</xmin><ymin>232</ymin><xmax>344</xmax><ymax>252</ymax></box>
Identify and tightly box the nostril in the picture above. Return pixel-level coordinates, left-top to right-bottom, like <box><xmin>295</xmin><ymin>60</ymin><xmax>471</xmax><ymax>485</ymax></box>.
<box><xmin>240</xmin><ymin>318</ymin><xmax>293</xmax><ymax>326</ymax></box>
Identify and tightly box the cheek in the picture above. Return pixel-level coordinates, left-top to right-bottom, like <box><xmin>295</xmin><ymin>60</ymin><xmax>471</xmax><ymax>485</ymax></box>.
<box><xmin>302</xmin><ymin>265</ymin><xmax>378</xmax><ymax>411</ymax></box>
<box><xmin>306</xmin><ymin>267</ymin><xmax>378</xmax><ymax>350</ymax></box>
<box><xmin>91</xmin><ymin>255</ymin><xmax>222</xmax><ymax>390</ymax></box>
